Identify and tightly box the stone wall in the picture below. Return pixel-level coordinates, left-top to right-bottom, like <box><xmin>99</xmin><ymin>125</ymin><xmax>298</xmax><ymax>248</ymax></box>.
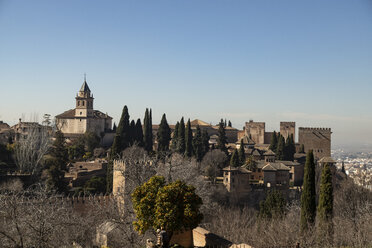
<box><xmin>280</xmin><ymin>122</ymin><xmax>295</xmax><ymax>141</ymax></box>
<box><xmin>298</xmin><ymin>127</ymin><xmax>331</xmax><ymax>159</ymax></box>
<box><xmin>245</xmin><ymin>121</ymin><xmax>265</xmax><ymax>144</ymax></box>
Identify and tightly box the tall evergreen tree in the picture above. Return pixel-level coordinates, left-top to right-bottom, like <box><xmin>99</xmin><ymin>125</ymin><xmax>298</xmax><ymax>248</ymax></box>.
<box><xmin>269</xmin><ymin>131</ymin><xmax>278</xmax><ymax>152</ymax></box>
<box><xmin>238</xmin><ymin>140</ymin><xmax>246</xmax><ymax>166</ymax></box>
<box><xmin>116</xmin><ymin>105</ymin><xmax>131</xmax><ymax>151</ymax></box>
<box><xmin>50</xmin><ymin>131</ymin><xmax>68</xmax><ymax>171</ymax></box>
<box><xmin>259</xmin><ymin>190</ymin><xmax>286</xmax><ymax>219</ymax></box>
<box><xmin>46</xmin><ymin>131</ymin><xmax>68</xmax><ymax>193</ymax></box>
<box><xmin>230</xmin><ymin>149</ymin><xmax>239</xmax><ymax>167</ymax></box>
<box><xmin>217</xmin><ymin>119</ymin><xmax>227</xmax><ymax>153</ymax></box>
<box><xmin>185</xmin><ymin>119</ymin><xmax>193</xmax><ymax>157</ymax></box>
<box><xmin>112</xmin><ymin>122</ymin><xmax>117</xmax><ymax>132</ymax></box>
<box><xmin>300</xmin><ymin>150</ymin><xmax>316</xmax><ymax>232</ymax></box>
<box><xmin>317</xmin><ymin>162</ymin><xmax>334</xmax><ymax>244</ymax></box>
<box><xmin>134</xmin><ymin>119</ymin><xmax>144</xmax><ymax>147</ymax></box>
<box><xmin>341</xmin><ymin>161</ymin><xmax>346</xmax><ymax>175</ymax></box>
<box><xmin>171</xmin><ymin>122</ymin><xmax>179</xmax><ymax>151</ymax></box>
<box><xmin>193</xmin><ymin>125</ymin><xmax>203</xmax><ymax>162</ymax></box>
<box><xmin>129</xmin><ymin>120</ymin><xmax>136</xmax><ymax>145</ymax></box>
<box><xmin>149</xmin><ymin>109</ymin><xmax>153</xmax><ymax>149</ymax></box>
<box><xmin>143</xmin><ymin>108</ymin><xmax>153</xmax><ymax>152</ymax></box>
<box><xmin>177</xmin><ymin>117</ymin><xmax>186</xmax><ymax>154</ymax></box>
<box><xmin>201</xmin><ymin>129</ymin><xmax>209</xmax><ymax>156</ymax></box>
<box><xmin>228</xmin><ymin>120</ymin><xmax>232</xmax><ymax>127</ymax></box>
<box><xmin>224</xmin><ymin>119</ymin><xmax>227</xmax><ymax>127</ymax></box>
<box><xmin>288</xmin><ymin>134</ymin><xmax>296</xmax><ymax>161</ymax></box>
<box><xmin>157</xmin><ymin>114</ymin><xmax>171</xmax><ymax>152</ymax></box>
<box><xmin>299</xmin><ymin>144</ymin><xmax>305</xmax><ymax>153</ymax></box>
<box><xmin>276</xmin><ymin>134</ymin><xmax>285</xmax><ymax>160</ymax></box>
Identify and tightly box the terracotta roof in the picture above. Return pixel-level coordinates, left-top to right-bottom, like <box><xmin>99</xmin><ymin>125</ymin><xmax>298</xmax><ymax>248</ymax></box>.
<box><xmin>190</xmin><ymin>119</ymin><xmax>211</xmax><ymax>126</ymax></box>
<box><xmin>56</xmin><ymin>109</ymin><xmax>112</xmax><ymax>119</ymax></box>
<box><xmin>222</xmin><ymin>166</ymin><xmax>251</xmax><ymax>173</ymax></box>
<box><xmin>238</xmin><ymin>136</ymin><xmax>255</xmax><ymax>145</ymax></box>
<box><xmin>318</xmin><ymin>157</ymin><xmax>336</xmax><ymax>163</ymax></box>
<box><xmin>56</xmin><ymin>109</ymin><xmax>75</xmax><ymax>118</ymax></box>
<box><xmin>252</xmin><ymin>150</ymin><xmax>261</xmax><ymax>156</ymax></box>
<box><xmin>264</xmin><ymin>150</ymin><xmax>276</xmax><ymax>156</ymax></box>
<box><xmin>262</xmin><ymin>162</ymin><xmax>290</xmax><ymax>171</ymax></box>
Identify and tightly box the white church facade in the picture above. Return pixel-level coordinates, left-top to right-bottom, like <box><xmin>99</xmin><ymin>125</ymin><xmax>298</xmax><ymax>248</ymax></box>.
<box><xmin>56</xmin><ymin>80</ymin><xmax>114</xmax><ymax>145</ymax></box>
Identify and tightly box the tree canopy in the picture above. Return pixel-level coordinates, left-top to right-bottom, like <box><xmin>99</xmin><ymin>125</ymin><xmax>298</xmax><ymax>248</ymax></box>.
<box><xmin>131</xmin><ymin>176</ymin><xmax>203</xmax><ymax>235</ymax></box>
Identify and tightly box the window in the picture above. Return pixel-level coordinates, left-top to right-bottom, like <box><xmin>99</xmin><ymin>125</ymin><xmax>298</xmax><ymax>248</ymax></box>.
<box><xmin>80</xmin><ymin>112</ymin><xmax>82</xmax><ymax>115</ymax></box>
<box><xmin>82</xmin><ymin>101</ymin><xmax>85</xmax><ymax>106</ymax></box>
<box><xmin>78</xmin><ymin>101</ymin><xmax>80</xmax><ymax>106</ymax></box>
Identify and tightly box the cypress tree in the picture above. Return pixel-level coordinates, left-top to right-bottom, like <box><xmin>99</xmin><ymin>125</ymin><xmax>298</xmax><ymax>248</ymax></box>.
<box><xmin>238</xmin><ymin>140</ymin><xmax>246</xmax><ymax>166</ymax></box>
<box><xmin>228</xmin><ymin>120</ymin><xmax>232</xmax><ymax>127</ymax></box>
<box><xmin>299</xmin><ymin>144</ymin><xmax>305</xmax><ymax>153</ymax></box>
<box><xmin>300</xmin><ymin>150</ymin><xmax>316</xmax><ymax>232</ymax></box>
<box><xmin>193</xmin><ymin>125</ymin><xmax>203</xmax><ymax>162</ymax></box>
<box><xmin>224</xmin><ymin>119</ymin><xmax>227</xmax><ymax>127</ymax></box>
<box><xmin>341</xmin><ymin>161</ymin><xmax>346</xmax><ymax>175</ymax></box>
<box><xmin>171</xmin><ymin>122</ymin><xmax>179</xmax><ymax>151</ymax></box>
<box><xmin>50</xmin><ymin>131</ymin><xmax>68</xmax><ymax>170</ymax></box>
<box><xmin>269</xmin><ymin>131</ymin><xmax>278</xmax><ymax>152</ymax></box>
<box><xmin>217</xmin><ymin>119</ymin><xmax>227</xmax><ymax>153</ymax></box>
<box><xmin>157</xmin><ymin>114</ymin><xmax>171</xmax><ymax>152</ymax></box>
<box><xmin>149</xmin><ymin>109</ymin><xmax>153</xmax><ymax>149</ymax></box>
<box><xmin>185</xmin><ymin>119</ymin><xmax>193</xmax><ymax>157</ymax></box>
<box><xmin>129</xmin><ymin>119</ymin><xmax>136</xmax><ymax>145</ymax></box>
<box><xmin>143</xmin><ymin>108</ymin><xmax>153</xmax><ymax>152</ymax></box>
<box><xmin>201</xmin><ymin>129</ymin><xmax>209</xmax><ymax>156</ymax></box>
<box><xmin>317</xmin><ymin>162</ymin><xmax>333</xmax><ymax>244</ymax></box>
<box><xmin>230</xmin><ymin>149</ymin><xmax>239</xmax><ymax>167</ymax></box>
<box><xmin>135</xmin><ymin>118</ymin><xmax>144</xmax><ymax>147</ymax></box>
<box><xmin>177</xmin><ymin>117</ymin><xmax>186</xmax><ymax>154</ymax></box>
<box><xmin>289</xmin><ymin>134</ymin><xmax>296</xmax><ymax>161</ymax></box>
<box><xmin>112</xmin><ymin>122</ymin><xmax>117</xmax><ymax>132</ymax></box>
<box><xmin>259</xmin><ymin>190</ymin><xmax>286</xmax><ymax>219</ymax></box>
<box><xmin>276</xmin><ymin>135</ymin><xmax>285</xmax><ymax>160</ymax></box>
<box><xmin>116</xmin><ymin>105</ymin><xmax>131</xmax><ymax>151</ymax></box>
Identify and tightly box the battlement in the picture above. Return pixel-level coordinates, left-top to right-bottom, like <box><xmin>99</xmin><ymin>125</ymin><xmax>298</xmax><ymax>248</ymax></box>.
<box><xmin>299</xmin><ymin>127</ymin><xmax>331</xmax><ymax>132</ymax></box>
<box><xmin>63</xmin><ymin>194</ymin><xmax>113</xmax><ymax>205</ymax></box>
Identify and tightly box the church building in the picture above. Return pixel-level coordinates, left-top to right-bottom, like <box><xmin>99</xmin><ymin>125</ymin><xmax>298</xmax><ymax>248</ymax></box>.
<box><xmin>56</xmin><ymin>80</ymin><xmax>113</xmax><ymax>143</ymax></box>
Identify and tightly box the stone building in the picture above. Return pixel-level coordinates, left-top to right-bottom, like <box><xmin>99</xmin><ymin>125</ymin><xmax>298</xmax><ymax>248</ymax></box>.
<box><xmin>64</xmin><ymin>159</ymin><xmax>107</xmax><ymax>188</ymax></box>
<box><xmin>56</xmin><ymin>80</ymin><xmax>113</xmax><ymax>145</ymax></box>
<box><xmin>222</xmin><ymin>166</ymin><xmax>251</xmax><ymax>198</ymax></box>
<box><xmin>245</xmin><ymin>120</ymin><xmax>266</xmax><ymax>144</ymax></box>
<box><xmin>11</xmin><ymin>119</ymin><xmax>51</xmax><ymax>142</ymax></box>
<box><xmin>0</xmin><ymin>121</ymin><xmax>13</xmax><ymax>144</ymax></box>
<box><xmin>280</xmin><ymin>121</ymin><xmax>295</xmax><ymax>140</ymax></box>
<box><xmin>298</xmin><ymin>127</ymin><xmax>331</xmax><ymax>159</ymax></box>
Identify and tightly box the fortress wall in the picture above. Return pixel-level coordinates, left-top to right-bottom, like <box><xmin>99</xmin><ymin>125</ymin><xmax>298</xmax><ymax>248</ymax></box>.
<box><xmin>298</xmin><ymin>127</ymin><xmax>331</xmax><ymax>159</ymax></box>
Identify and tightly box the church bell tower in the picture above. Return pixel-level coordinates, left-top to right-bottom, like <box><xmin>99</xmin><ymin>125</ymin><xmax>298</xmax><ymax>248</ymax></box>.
<box><xmin>75</xmin><ymin>76</ymin><xmax>94</xmax><ymax>117</ymax></box>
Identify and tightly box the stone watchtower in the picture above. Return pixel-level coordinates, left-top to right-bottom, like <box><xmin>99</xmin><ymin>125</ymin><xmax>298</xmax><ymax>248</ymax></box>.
<box><xmin>75</xmin><ymin>79</ymin><xmax>94</xmax><ymax>118</ymax></box>
<box><xmin>280</xmin><ymin>122</ymin><xmax>295</xmax><ymax>141</ymax></box>
<box><xmin>245</xmin><ymin>120</ymin><xmax>265</xmax><ymax>144</ymax></box>
<box><xmin>298</xmin><ymin>127</ymin><xmax>332</xmax><ymax>159</ymax></box>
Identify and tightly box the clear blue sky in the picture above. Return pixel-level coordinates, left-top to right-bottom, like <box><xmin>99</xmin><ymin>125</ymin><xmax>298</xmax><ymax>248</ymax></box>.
<box><xmin>0</xmin><ymin>0</ymin><xmax>371</xmax><ymax>147</ymax></box>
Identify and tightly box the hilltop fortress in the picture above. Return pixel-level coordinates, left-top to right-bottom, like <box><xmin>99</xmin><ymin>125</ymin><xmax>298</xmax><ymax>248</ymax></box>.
<box><xmin>242</xmin><ymin>120</ymin><xmax>331</xmax><ymax>159</ymax></box>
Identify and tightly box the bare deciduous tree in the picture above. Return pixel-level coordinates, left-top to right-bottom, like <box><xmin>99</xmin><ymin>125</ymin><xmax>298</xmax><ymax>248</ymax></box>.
<box><xmin>0</xmin><ymin>186</ymin><xmax>95</xmax><ymax>247</ymax></box>
<box><xmin>14</xmin><ymin>124</ymin><xmax>51</xmax><ymax>176</ymax></box>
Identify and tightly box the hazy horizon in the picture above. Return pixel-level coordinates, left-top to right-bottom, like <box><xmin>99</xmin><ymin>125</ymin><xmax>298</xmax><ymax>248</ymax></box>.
<box><xmin>1</xmin><ymin>0</ymin><xmax>371</xmax><ymax>148</ymax></box>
